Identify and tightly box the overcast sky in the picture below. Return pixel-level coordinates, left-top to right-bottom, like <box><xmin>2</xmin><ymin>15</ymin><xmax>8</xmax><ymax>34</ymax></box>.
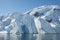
<box><xmin>0</xmin><ymin>0</ymin><xmax>60</xmax><ymax>16</ymax></box>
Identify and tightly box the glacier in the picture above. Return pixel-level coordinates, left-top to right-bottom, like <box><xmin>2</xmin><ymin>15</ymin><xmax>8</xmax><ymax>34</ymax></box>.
<box><xmin>25</xmin><ymin>5</ymin><xmax>60</xmax><ymax>33</ymax></box>
<box><xmin>0</xmin><ymin>5</ymin><xmax>60</xmax><ymax>34</ymax></box>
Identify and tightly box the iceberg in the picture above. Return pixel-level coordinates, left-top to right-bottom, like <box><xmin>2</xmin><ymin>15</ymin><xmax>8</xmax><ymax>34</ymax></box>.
<box><xmin>25</xmin><ymin>5</ymin><xmax>60</xmax><ymax>33</ymax></box>
<box><xmin>0</xmin><ymin>5</ymin><xmax>60</xmax><ymax>34</ymax></box>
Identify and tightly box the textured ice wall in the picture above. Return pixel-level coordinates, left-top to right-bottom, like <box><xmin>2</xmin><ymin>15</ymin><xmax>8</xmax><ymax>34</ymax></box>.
<box><xmin>0</xmin><ymin>5</ymin><xmax>60</xmax><ymax>34</ymax></box>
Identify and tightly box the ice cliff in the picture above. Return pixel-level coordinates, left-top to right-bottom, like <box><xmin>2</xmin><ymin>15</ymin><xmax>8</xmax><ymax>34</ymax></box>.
<box><xmin>0</xmin><ymin>5</ymin><xmax>60</xmax><ymax>34</ymax></box>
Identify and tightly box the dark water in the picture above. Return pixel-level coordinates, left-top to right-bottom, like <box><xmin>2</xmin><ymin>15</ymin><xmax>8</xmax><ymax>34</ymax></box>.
<box><xmin>0</xmin><ymin>33</ymin><xmax>60</xmax><ymax>40</ymax></box>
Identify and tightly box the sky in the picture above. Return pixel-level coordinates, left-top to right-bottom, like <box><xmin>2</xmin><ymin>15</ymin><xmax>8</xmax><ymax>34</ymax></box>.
<box><xmin>0</xmin><ymin>0</ymin><xmax>60</xmax><ymax>16</ymax></box>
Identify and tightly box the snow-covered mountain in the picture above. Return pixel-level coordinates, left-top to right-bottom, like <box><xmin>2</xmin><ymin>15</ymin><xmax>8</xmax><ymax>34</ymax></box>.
<box><xmin>0</xmin><ymin>5</ymin><xmax>60</xmax><ymax>34</ymax></box>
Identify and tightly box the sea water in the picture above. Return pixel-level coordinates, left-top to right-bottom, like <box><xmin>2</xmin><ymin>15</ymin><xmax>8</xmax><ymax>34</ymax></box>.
<box><xmin>0</xmin><ymin>33</ymin><xmax>60</xmax><ymax>40</ymax></box>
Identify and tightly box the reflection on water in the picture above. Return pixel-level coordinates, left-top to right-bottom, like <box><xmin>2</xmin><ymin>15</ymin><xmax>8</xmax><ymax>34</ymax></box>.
<box><xmin>0</xmin><ymin>33</ymin><xmax>60</xmax><ymax>40</ymax></box>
